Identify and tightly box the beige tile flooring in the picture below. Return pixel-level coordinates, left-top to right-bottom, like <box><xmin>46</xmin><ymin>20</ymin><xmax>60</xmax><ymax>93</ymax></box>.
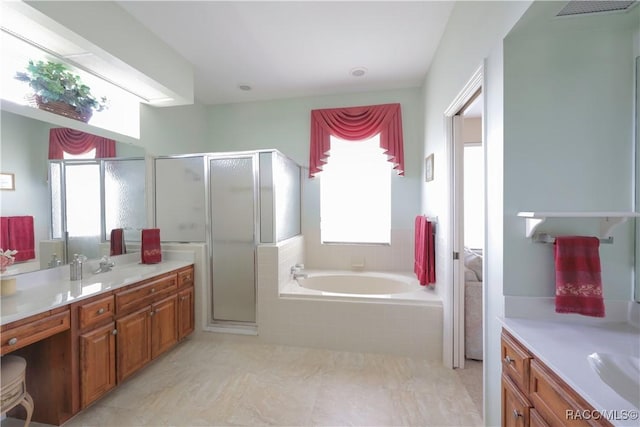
<box><xmin>3</xmin><ymin>332</ymin><xmax>483</xmax><ymax>427</ymax></box>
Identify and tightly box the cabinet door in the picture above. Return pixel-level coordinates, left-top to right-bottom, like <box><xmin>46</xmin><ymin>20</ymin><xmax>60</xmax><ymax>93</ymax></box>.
<box><xmin>178</xmin><ymin>286</ymin><xmax>194</xmax><ymax>340</ymax></box>
<box><xmin>116</xmin><ymin>306</ymin><xmax>152</xmax><ymax>382</ymax></box>
<box><xmin>502</xmin><ymin>373</ymin><xmax>531</xmax><ymax>427</ymax></box>
<box><xmin>80</xmin><ymin>322</ymin><xmax>116</xmax><ymax>408</ymax></box>
<box><xmin>151</xmin><ymin>294</ymin><xmax>178</xmax><ymax>359</ymax></box>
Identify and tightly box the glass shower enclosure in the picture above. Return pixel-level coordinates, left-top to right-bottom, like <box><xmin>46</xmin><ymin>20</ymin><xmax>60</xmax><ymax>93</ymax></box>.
<box><xmin>154</xmin><ymin>150</ymin><xmax>301</xmax><ymax>327</ymax></box>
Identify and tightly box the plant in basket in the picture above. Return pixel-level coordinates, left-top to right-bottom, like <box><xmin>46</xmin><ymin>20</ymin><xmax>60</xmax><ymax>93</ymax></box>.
<box><xmin>15</xmin><ymin>60</ymin><xmax>108</xmax><ymax>122</ymax></box>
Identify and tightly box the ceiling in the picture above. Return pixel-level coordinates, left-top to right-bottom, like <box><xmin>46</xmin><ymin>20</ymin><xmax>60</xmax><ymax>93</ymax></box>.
<box><xmin>117</xmin><ymin>1</ymin><xmax>455</xmax><ymax>106</ymax></box>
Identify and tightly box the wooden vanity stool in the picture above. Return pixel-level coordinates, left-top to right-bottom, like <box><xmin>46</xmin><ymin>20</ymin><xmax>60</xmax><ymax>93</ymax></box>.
<box><xmin>1</xmin><ymin>355</ymin><xmax>34</xmax><ymax>427</ymax></box>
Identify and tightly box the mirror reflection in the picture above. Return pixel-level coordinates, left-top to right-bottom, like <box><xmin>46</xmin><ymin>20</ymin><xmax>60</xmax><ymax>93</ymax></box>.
<box><xmin>0</xmin><ymin>110</ymin><xmax>147</xmax><ymax>274</ymax></box>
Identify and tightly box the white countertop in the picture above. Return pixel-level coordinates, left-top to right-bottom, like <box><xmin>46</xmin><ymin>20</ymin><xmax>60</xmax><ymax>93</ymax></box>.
<box><xmin>1</xmin><ymin>251</ymin><xmax>194</xmax><ymax>326</ymax></box>
<box><xmin>501</xmin><ymin>317</ymin><xmax>640</xmax><ymax>426</ymax></box>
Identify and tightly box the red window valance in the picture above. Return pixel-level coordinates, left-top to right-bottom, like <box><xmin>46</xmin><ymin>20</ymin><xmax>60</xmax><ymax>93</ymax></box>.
<box><xmin>48</xmin><ymin>128</ymin><xmax>116</xmax><ymax>159</ymax></box>
<box><xmin>309</xmin><ymin>103</ymin><xmax>404</xmax><ymax>178</ymax></box>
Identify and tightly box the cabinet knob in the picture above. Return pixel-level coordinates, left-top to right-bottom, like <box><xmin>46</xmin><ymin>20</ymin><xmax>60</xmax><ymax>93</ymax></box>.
<box><xmin>112</xmin><ymin>329</ymin><xmax>118</xmax><ymax>336</ymax></box>
<box><xmin>150</xmin><ymin>310</ymin><xmax>155</xmax><ymax>316</ymax></box>
<box><xmin>97</xmin><ymin>308</ymin><xmax>105</xmax><ymax>315</ymax></box>
<box><xmin>181</xmin><ymin>296</ymin><xmax>188</xmax><ymax>301</ymax></box>
<box><xmin>8</xmin><ymin>337</ymin><xmax>18</xmax><ymax>346</ymax></box>
<box><xmin>504</xmin><ymin>356</ymin><xmax>514</xmax><ymax>364</ymax></box>
<box><xmin>513</xmin><ymin>409</ymin><xmax>522</xmax><ymax>419</ymax></box>
<box><xmin>150</xmin><ymin>288</ymin><xmax>156</xmax><ymax>293</ymax></box>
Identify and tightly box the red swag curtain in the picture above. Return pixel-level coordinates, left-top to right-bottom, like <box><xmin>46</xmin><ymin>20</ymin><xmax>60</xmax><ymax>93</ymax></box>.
<box><xmin>309</xmin><ymin>103</ymin><xmax>404</xmax><ymax>178</ymax></box>
<box><xmin>49</xmin><ymin>128</ymin><xmax>116</xmax><ymax>159</ymax></box>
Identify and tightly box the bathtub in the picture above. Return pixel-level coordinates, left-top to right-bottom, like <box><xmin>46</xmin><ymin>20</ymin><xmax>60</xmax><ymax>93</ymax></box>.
<box><xmin>269</xmin><ymin>270</ymin><xmax>443</xmax><ymax>359</ymax></box>
<box><xmin>280</xmin><ymin>270</ymin><xmax>440</xmax><ymax>304</ymax></box>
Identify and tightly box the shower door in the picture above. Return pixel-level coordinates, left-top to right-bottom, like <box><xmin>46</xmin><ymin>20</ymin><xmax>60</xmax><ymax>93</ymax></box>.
<box><xmin>209</xmin><ymin>155</ymin><xmax>258</xmax><ymax>323</ymax></box>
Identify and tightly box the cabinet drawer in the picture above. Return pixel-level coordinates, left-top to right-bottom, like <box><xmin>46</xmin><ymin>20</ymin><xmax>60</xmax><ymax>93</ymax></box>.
<box><xmin>502</xmin><ymin>373</ymin><xmax>531</xmax><ymax>427</ymax></box>
<box><xmin>177</xmin><ymin>266</ymin><xmax>194</xmax><ymax>289</ymax></box>
<box><xmin>78</xmin><ymin>294</ymin><xmax>115</xmax><ymax>329</ymax></box>
<box><xmin>115</xmin><ymin>273</ymin><xmax>177</xmax><ymax>314</ymax></box>
<box><xmin>1</xmin><ymin>309</ymin><xmax>70</xmax><ymax>355</ymax></box>
<box><xmin>530</xmin><ymin>359</ymin><xmax>612</xmax><ymax>427</ymax></box>
<box><xmin>501</xmin><ymin>331</ymin><xmax>532</xmax><ymax>392</ymax></box>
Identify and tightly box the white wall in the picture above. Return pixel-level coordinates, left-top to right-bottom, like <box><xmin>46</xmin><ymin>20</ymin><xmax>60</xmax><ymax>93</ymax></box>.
<box><xmin>504</xmin><ymin>3</ymin><xmax>638</xmax><ymax>301</ymax></box>
<box><xmin>207</xmin><ymin>88</ymin><xmax>424</xmax><ymax>271</ymax></box>
<box><xmin>139</xmin><ymin>102</ymin><xmax>210</xmax><ymax>156</ymax></box>
<box><xmin>420</xmin><ymin>1</ymin><xmax>531</xmax><ymax>425</ymax></box>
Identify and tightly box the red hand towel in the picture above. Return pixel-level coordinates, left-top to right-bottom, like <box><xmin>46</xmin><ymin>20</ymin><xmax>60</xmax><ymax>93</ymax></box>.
<box><xmin>554</xmin><ymin>236</ymin><xmax>605</xmax><ymax>317</ymax></box>
<box><xmin>141</xmin><ymin>228</ymin><xmax>162</xmax><ymax>264</ymax></box>
<box><xmin>7</xmin><ymin>216</ymin><xmax>35</xmax><ymax>262</ymax></box>
<box><xmin>110</xmin><ymin>228</ymin><xmax>126</xmax><ymax>256</ymax></box>
<box><xmin>0</xmin><ymin>217</ymin><xmax>9</xmax><ymax>250</ymax></box>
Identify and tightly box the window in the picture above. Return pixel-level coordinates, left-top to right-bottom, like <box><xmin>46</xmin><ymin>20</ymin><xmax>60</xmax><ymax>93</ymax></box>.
<box><xmin>320</xmin><ymin>134</ymin><xmax>392</xmax><ymax>244</ymax></box>
<box><xmin>63</xmin><ymin>149</ymin><xmax>96</xmax><ymax>159</ymax></box>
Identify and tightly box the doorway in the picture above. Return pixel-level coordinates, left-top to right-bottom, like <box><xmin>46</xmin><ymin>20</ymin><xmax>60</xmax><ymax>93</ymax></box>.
<box><xmin>445</xmin><ymin>65</ymin><xmax>484</xmax><ymax>416</ymax></box>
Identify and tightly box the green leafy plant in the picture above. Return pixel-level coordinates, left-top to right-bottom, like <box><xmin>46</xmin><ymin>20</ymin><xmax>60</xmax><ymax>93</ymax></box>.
<box><xmin>15</xmin><ymin>60</ymin><xmax>108</xmax><ymax>117</ymax></box>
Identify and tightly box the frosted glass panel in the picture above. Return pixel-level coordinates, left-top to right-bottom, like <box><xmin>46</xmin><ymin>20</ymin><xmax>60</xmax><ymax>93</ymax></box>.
<box><xmin>105</xmin><ymin>159</ymin><xmax>146</xmax><ymax>242</ymax></box>
<box><xmin>259</xmin><ymin>152</ymin><xmax>274</xmax><ymax>243</ymax></box>
<box><xmin>155</xmin><ymin>157</ymin><xmax>206</xmax><ymax>242</ymax></box>
<box><xmin>49</xmin><ymin>162</ymin><xmax>63</xmax><ymax>239</ymax></box>
<box><xmin>274</xmin><ymin>152</ymin><xmax>301</xmax><ymax>242</ymax></box>
<box><xmin>210</xmin><ymin>157</ymin><xmax>256</xmax><ymax>323</ymax></box>
<box><xmin>66</xmin><ymin>163</ymin><xmax>101</xmax><ymax>260</ymax></box>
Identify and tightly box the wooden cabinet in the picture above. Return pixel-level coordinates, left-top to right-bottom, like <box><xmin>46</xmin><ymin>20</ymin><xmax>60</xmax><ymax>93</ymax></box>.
<box><xmin>150</xmin><ymin>294</ymin><xmax>178</xmax><ymax>358</ymax></box>
<box><xmin>178</xmin><ymin>286</ymin><xmax>194</xmax><ymax>340</ymax></box>
<box><xmin>79</xmin><ymin>322</ymin><xmax>116</xmax><ymax>407</ymax></box>
<box><xmin>501</xmin><ymin>329</ymin><xmax>612</xmax><ymax>427</ymax></box>
<box><xmin>2</xmin><ymin>264</ymin><xmax>194</xmax><ymax>424</ymax></box>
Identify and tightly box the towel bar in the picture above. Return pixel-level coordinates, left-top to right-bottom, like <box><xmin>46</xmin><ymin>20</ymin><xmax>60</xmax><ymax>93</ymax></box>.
<box><xmin>532</xmin><ymin>233</ymin><xmax>613</xmax><ymax>244</ymax></box>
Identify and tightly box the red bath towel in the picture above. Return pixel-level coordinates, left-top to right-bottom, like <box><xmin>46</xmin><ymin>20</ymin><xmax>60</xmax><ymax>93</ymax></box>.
<box><xmin>414</xmin><ymin>216</ymin><xmax>436</xmax><ymax>286</ymax></box>
<box><xmin>554</xmin><ymin>236</ymin><xmax>605</xmax><ymax>317</ymax></box>
<box><xmin>7</xmin><ymin>216</ymin><xmax>35</xmax><ymax>261</ymax></box>
<box><xmin>110</xmin><ymin>228</ymin><xmax>126</xmax><ymax>256</ymax></box>
<box><xmin>141</xmin><ymin>228</ymin><xmax>162</xmax><ymax>264</ymax></box>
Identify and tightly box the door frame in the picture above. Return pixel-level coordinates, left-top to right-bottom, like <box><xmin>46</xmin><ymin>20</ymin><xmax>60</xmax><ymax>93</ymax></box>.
<box><xmin>443</xmin><ymin>64</ymin><xmax>484</xmax><ymax>369</ymax></box>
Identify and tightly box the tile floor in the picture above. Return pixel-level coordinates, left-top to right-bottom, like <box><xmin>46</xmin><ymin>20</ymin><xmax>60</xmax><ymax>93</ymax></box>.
<box><xmin>3</xmin><ymin>333</ymin><xmax>483</xmax><ymax>427</ymax></box>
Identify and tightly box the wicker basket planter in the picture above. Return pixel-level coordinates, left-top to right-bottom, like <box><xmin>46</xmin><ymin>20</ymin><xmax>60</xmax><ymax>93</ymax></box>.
<box><xmin>26</xmin><ymin>95</ymin><xmax>92</xmax><ymax>123</ymax></box>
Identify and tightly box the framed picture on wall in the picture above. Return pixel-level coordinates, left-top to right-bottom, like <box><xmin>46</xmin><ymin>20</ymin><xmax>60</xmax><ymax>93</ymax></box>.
<box><xmin>0</xmin><ymin>173</ymin><xmax>15</xmax><ymax>190</ymax></box>
<box><xmin>425</xmin><ymin>154</ymin><xmax>434</xmax><ymax>182</ymax></box>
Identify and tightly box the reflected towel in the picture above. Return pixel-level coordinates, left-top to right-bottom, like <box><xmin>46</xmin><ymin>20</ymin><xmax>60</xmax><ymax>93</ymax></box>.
<box><xmin>0</xmin><ymin>217</ymin><xmax>9</xmax><ymax>250</ymax></box>
<box><xmin>110</xmin><ymin>228</ymin><xmax>126</xmax><ymax>256</ymax></box>
<box><xmin>141</xmin><ymin>228</ymin><xmax>162</xmax><ymax>264</ymax></box>
<box><xmin>7</xmin><ymin>216</ymin><xmax>35</xmax><ymax>262</ymax></box>
<box><xmin>414</xmin><ymin>216</ymin><xmax>436</xmax><ymax>286</ymax></box>
<box><xmin>554</xmin><ymin>236</ymin><xmax>605</xmax><ymax>317</ymax></box>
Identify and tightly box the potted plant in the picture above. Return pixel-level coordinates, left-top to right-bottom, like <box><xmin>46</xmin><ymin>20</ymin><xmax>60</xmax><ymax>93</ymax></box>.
<box><xmin>15</xmin><ymin>60</ymin><xmax>108</xmax><ymax>122</ymax></box>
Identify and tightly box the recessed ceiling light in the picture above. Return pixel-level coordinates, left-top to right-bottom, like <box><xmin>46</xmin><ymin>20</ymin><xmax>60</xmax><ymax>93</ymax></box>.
<box><xmin>238</xmin><ymin>84</ymin><xmax>252</xmax><ymax>91</ymax></box>
<box><xmin>350</xmin><ymin>67</ymin><xmax>367</xmax><ymax>77</ymax></box>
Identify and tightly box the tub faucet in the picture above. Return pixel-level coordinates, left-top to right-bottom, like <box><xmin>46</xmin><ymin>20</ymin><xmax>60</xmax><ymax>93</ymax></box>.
<box><xmin>291</xmin><ymin>264</ymin><xmax>307</xmax><ymax>279</ymax></box>
<box><xmin>94</xmin><ymin>256</ymin><xmax>115</xmax><ymax>274</ymax></box>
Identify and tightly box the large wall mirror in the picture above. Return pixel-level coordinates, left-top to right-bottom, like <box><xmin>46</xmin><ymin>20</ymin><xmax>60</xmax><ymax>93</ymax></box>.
<box><xmin>634</xmin><ymin>56</ymin><xmax>640</xmax><ymax>303</ymax></box>
<box><xmin>0</xmin><ymin>109</ymin><xmax>147</xmax><ymax>274</ymax></box>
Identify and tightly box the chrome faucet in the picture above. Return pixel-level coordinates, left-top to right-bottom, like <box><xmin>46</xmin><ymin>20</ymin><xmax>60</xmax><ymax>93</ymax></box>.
<box><xmin>94</xmin><ymin>256</ymin><xmax>115</xmax><ymax>274</ymax></box>
<box><xmin>290</xmin><ymin>263</ymin><xmax>307</xmax><ymax>279</ymax></box>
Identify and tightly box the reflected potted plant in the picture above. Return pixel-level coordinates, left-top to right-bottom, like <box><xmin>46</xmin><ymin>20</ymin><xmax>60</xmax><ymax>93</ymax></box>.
<box><xmin>15</xmin><ymin>60</ymin><xmax>108</xmax><ymax>123</ymax></box>
<box><xmin>0</xmin><ymin>249</ymin><xmax>18</xmax><ymax>296</ymax></box>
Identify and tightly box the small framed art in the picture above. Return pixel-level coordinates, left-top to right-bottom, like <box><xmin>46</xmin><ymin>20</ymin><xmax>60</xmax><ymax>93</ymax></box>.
<box><xmin>0</xmin><ymin>173</ymin><xmax>15</xmax><ymax>190</ymax></box>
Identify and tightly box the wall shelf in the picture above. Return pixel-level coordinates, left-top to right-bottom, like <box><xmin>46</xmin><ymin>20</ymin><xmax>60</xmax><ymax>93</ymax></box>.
<box><xmin>516</xmin><ymin>211</ymin><xmax>640</xmax><ymax>239</ymax></box>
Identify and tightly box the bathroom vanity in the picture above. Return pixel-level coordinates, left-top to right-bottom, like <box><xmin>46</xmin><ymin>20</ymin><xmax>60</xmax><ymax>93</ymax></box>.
<box><xmin>501</xmin><ymin>318</ymin><xmax>639</xmax><ymax>427</ymax></box>
<box><xmin>0</xmin><ymin>259</ymin><xmax>194</xmax><ymax>425</ymax></box>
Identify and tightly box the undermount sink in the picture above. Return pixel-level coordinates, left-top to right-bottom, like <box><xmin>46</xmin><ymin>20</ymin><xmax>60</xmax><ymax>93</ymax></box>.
<box><xmin>587</xmin><ymin>352</ymin><xmax>640</xmax><ymax>409</ymax></box>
